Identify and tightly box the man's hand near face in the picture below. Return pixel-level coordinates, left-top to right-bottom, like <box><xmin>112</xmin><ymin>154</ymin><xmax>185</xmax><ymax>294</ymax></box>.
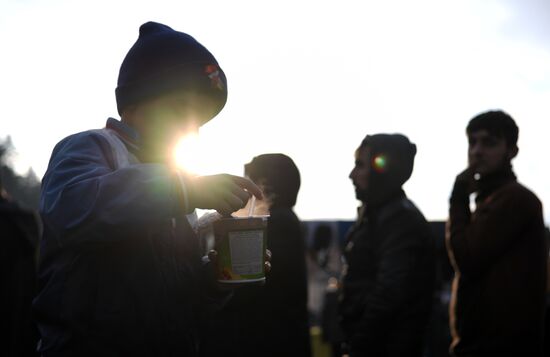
<box><xmin>456</xmin><ymin>167</ymin><xmax>478</xmax><ymax>193</ymax></box>
<box><xmin>186</xmin><ymin>174</ymin><xmax>263</xmax><ymax>216</ymax></box>
<box><xmin>451</xmin><ymin>167</ymin><xmax>478</xmax><ymax>204</ymax></box>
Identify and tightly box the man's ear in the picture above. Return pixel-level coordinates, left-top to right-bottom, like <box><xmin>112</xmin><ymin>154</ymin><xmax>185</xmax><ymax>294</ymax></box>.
<box><xmin>120</xmin><ymin>105</ymin><xmax>138</xmax><ymax>123</ymax></box>
<box><xmin>508</xmin><ymin>145</ymin><xmax>519</xmax><ymax>160</ymax></box>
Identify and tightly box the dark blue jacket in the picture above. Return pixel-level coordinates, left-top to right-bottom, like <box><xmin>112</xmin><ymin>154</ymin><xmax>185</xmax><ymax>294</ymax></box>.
<box><xmin>34</xmin><ymin>119</ymin><xmax>225</xmax><ymax>357</ymax></box>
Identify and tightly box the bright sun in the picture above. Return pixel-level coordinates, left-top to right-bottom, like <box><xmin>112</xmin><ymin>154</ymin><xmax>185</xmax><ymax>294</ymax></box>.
<box><xmin>174</xmin><ymin>133</ymin><xmax>205</xmax><ymax>175</ymax></box>
<box><xmin>173</xmin><ymin>126</ymin><xmax>255</xmax><ymax>177</ymax></box>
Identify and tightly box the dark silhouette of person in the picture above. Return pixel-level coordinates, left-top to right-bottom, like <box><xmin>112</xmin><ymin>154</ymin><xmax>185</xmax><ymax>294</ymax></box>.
<box><xmin>32</xmin><ymin>22</ymin><xmax>263</xmax><ymax>357</ymax></box>
<box><xmin>0</xmin><ymin>178</ymin><xmax>40</xmax><ymax>357</ymax></box>
<box><xmin>200</xmin><ymin>153</ymin><xmax>311</xmax><ymax>357</ymax></box>
<box><xmin>339</xmin><ymin>133</ymin><xmax>436</xmax><ymax>357</ymax></box>
<box><xmin>446</xmin><ymin>110</ymin><xmax>548</xmax><ymax>357</ymax></box>
<box><xmin>311</xmin><ymin>224</ymin><xmax>333</xmax><ymax>269</ymax></box>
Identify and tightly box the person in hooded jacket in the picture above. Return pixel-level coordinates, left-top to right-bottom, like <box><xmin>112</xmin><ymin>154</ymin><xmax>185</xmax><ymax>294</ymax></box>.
<box><xmin>199</xmin><ymin>153</ymin><xmax>311</xmax><ymax>357</ymax></box>
<box><xmin>33</xmin><ymin>22</ymin><xmax>264</xmax><ymax>357</ymax></box>
<box><xmin>339</xmin><ymin>133</ymin><xmax>436</xmax><ymax>357</ymax></box>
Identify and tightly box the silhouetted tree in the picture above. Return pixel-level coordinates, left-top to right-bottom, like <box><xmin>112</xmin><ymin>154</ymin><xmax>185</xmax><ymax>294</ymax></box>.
<box><xmin>0</xmin><ymin>137</ymin><xmax>41</xmax><ymax>210</ymax></box>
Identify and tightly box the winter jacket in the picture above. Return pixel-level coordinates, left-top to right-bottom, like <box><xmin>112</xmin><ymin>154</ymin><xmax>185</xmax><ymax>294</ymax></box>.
<box><xmin>34</xmin><ymin>118</ymin><xmax>227</xmax><ymax>357</ymax></box>
<box><xmin>340</xmin><ymin>192</ymin><xmax>436</xmax><ymax>357</ymax></box>
<box><xmin>447</xmin><ymin>173</ymin><xmax>548</xmax><ymax>357</ymax></box>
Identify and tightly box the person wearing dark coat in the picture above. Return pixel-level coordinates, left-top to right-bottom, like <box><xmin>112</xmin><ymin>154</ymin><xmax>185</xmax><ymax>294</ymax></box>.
<box><xmin>199</xmin><ymin>153</ymin><xmax>311</xmax><ymax>357</ymax></box>
<box><xmin>33</xmin><ymin>22</ymin><xmax>263</xmax><ymax>357</ymax></box>
<box><xmin>447</xmin><ymin>110</ymin><xmax>548</xmax><ymax>357</ymax></box>
<box><xmin>339</xmin><ymin>134</ymin><xmax>436</xmax><ymax>357</ymax></box>
<box><xmin>0</xmin><ymin>185</ymin><xmax>40</xmax><ymax>357</ymax></box>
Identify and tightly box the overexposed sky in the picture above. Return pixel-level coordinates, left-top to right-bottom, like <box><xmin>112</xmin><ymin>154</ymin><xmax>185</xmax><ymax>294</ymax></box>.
<box><xmin>1</xmin><ymin>0</ymin><xmax>550</xmax><ymax>222</ymax></box>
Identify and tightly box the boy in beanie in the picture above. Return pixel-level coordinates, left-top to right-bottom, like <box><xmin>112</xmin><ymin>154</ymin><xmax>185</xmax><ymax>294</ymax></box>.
<box><xmin>339</xmin><ymin>133</ymin><xmax>436</xmax><ymax>357</ymax></box>
<box><xmin>33</xmin><ymin>22</ymin><xmax>263</xmax><ymax>356</ymax></box>
<box><xmin>446</xmin><ymin>110</ymin><xmax>547</xmax><ymax>357</ymax></box>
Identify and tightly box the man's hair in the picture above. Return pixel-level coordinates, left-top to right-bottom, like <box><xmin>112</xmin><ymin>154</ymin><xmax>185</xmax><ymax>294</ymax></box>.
<box><xmin>245</xmin><ymin>153</ymin><xmax>301</xmax><ymax>208</ymax></box>
<box><xmin>466</xmin><ymin>110</ymin><xmax>519</xmax><ymax>147</ymax></box>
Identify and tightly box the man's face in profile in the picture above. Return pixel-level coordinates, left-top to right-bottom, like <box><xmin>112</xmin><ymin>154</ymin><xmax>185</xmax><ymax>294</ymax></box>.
<box><xmin>468</xmin><ymin>129</ymin><xmax>516</xmax><ymax>177</ymax></box>
<box><xmin>349</xmin><ymin>146</ymin><xmax>370</xmax><ymax>201</ymax></box>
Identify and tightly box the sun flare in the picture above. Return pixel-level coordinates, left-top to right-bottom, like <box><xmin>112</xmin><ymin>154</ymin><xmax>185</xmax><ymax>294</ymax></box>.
<box><xmin>174</xmin><ymin>133</ymin><xmax>204</xmax><ymax>175</ymax></box>
<box><xmin>173</xmin><ymin>125</ymin><xmax>260</xmax><ymax>179</ymax></box>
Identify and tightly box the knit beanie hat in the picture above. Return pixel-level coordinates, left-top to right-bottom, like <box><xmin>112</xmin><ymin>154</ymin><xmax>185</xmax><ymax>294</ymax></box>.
<box><xmin>245</xmin><ymin>153</ymin><xmax>301</xmax><ymax>208</ymax></box>
<box><xmin>115</xmin><ymin>22</ymin><xmax>227</xmax><ymax>118</ymax></box>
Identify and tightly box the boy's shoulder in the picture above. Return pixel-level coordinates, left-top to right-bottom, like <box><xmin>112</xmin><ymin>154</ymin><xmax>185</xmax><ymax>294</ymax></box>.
<box><xmin>55</xmin><ymin>128</ymin><xmax>110</xmax><ymax>148</ymax></box>
<box><xmin>51</xmin><ymin>127</ymin><xmax>120</xmax><ymax>157</ymax></box>
<box><xmin>48</xmin><ymin>128</ymin><xmax>120</xmax><ymax>168</ymax></box>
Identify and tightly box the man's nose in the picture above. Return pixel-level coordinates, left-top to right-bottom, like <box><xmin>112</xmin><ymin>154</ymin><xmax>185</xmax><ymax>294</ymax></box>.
<box><xmin>470</xmin><ymin>143</ymin><xmax>483</xmax><ymax>156</ymax></box>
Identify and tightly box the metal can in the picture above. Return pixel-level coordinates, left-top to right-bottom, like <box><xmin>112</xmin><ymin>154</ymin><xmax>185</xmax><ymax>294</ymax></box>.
<box><xmin>213</xmin><ymin>215</ymin><xmax>268</xmax><ymax>285</ymax></box>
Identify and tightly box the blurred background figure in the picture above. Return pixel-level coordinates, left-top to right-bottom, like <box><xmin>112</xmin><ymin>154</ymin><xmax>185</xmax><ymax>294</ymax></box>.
<box><xmin>339</xmin><ymin>133</ymin><xmax>436</xmax><ymax>357</ymax></box>
<box><xmin>310</xmin><ymin>224</ymin><xmax>333</xmax><ymax>270</ymax></box>
<box><xmin>0</xmin><ymin>175</ymin><xmax>41</xmax><ymax>357</ymax></box>
<box><xmin>303</xmin><ymin>222</ymin><xmax>345</xmax><ymax>357</ymax></box>
<box><xmin>200</xmin><ymin>153</ymin><xmax>311</xmax><ymax>357</ymax></box>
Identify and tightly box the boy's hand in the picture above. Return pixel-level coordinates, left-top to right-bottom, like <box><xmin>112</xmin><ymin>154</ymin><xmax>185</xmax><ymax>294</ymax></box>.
<box><xmin>264</xmin><ymin>249</ymin><xmax>272</xmax><ymax>274</ymax></box>
<box><xmin>187</xmin><ymin>174</ymin><xmax>263</xmax><ymax>216</ymax></box>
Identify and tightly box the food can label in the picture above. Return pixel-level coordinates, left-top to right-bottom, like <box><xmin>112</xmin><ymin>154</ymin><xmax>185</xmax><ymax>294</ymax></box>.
<box><xmin>229</xmin><ymin>230</ymin><xmax>264</xmax><ymax>275</ymax></box>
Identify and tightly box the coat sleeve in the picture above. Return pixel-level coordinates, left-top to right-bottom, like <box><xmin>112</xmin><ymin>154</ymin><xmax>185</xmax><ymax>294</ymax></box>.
<box><xmin>40</xmin><ymin>131</ymin><xmax>185</xmax><ymax>247</ymax></box>
<box><xmin>447</xmin><ymin>186</ymin><xmax>541</xmax><ymax>277</ymax></box>
<box><xmin>350</xmin><ymin>222</ymin><xmax>432</xmax><ymax>348</ymax></box>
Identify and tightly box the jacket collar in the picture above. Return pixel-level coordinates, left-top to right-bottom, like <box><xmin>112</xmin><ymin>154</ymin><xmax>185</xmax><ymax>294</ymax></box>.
<box><xmin>360</xmin><ymin>190</ymin><xmax>409</xmax><ymax>225</ymax></box>
<box><xmin>476</xmin><ymin>164</ymin><xmax>517</xmax><ymax>203</ymax></box>
<box><xmin>105</xmin><ymin>118</ymin><xmax>141</xmax><ymax>155</ymax></box>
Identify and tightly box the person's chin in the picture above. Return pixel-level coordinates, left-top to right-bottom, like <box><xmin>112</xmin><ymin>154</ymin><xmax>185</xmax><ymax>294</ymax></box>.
<box><xmin>473</xmin><ymin>166</ymin><xmax>492</xmax><ymax>177</ymax></box>
<box><xmin>354</xmin><ymin>189</ymin><xmax>366</xmax><ymax>201</ymax></box>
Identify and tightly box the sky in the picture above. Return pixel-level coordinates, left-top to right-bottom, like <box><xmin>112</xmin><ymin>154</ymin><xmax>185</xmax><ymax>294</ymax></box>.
<box><xmin>1</xmin><ymin>0</ymin><xmax>550</xmax><ymax>222</ymax></box>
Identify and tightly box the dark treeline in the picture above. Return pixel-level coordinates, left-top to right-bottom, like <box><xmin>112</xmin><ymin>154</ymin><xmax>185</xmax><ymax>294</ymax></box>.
<box><xmin>0</xmin><ymin>137</ymin><xmax>41</xmax><ymax>211</ymax></box>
